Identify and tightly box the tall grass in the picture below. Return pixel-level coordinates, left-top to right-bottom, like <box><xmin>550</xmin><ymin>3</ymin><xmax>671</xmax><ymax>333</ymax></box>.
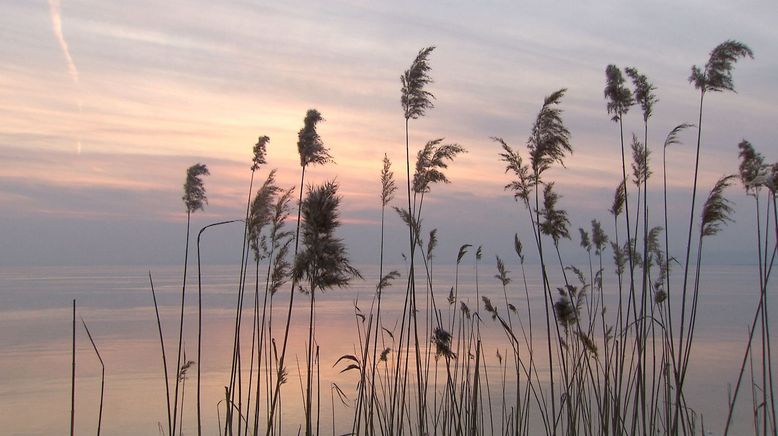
<box><xmin>102</xmin><ymin>39</ymin><xmax>773</xmax><ymax>436</ymax></box>
<box><xmin>174</xmin><ymin>163</ymin><xmax>209</xmax><ymax>436</ymax></box>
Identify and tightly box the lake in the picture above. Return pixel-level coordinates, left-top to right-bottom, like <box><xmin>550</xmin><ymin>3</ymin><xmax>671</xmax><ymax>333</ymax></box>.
<box><xmin>0</xmin><ymin>263</ymin><xmax>772</xmax><ymax>435</ymax></box>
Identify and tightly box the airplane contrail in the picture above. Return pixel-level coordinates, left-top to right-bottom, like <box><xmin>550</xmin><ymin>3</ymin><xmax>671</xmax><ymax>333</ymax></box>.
<box><xmin>48</xmin><ymin>0</ymin><xmax>79</xmax><ymax>84</ymax></box>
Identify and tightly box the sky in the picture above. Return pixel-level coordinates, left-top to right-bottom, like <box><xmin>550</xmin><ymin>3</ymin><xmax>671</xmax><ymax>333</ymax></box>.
<box><xmin>1</xmin><ymin>0</ymin><xmax>777</xmax><ymax>267</ymax></box>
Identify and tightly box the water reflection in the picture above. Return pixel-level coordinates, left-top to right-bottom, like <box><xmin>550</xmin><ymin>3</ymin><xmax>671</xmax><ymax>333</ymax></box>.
<box><xmin>0</xmin><ymin>264</ymin><xmax>771</xmax><ymax>434</ymax></box>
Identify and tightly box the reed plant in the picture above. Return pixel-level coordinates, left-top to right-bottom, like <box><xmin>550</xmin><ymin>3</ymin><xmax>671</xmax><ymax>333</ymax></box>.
<box><xmin>174</xmin><ymin>163</ymin><xmax>209</xmax><ymax>436</ymax></box>
<box><xmin>123</xmin><ymin>39</ymin><xmax>773</xmax><ymax>436</ymax></box>
<box><xmin>267</xmin><ymin>108</ymin><xmax>333</xmax><ymax>435</ymax></box>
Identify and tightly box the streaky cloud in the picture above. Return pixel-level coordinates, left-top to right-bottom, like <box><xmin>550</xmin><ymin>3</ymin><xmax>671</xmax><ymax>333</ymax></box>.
<box><xmin>48</xmin><ymin>0</ymin><xmax>79</xmax><ymax>83</ymax></box>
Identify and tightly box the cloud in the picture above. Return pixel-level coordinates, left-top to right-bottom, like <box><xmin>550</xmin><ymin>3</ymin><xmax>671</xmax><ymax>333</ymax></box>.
<box><xmin>48</xmin><ymin>0</ymin><xmax>79</xmax><ymax>84</ymax></box>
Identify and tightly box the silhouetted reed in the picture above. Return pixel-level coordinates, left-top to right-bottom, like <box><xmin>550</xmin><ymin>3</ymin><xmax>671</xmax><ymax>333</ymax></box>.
<box><xmin>173</xmin><ymin>163</ymin><xmax>209</xmax><ymax>436</ymax></box>
<box><xmin>124</xmin><ymin>39</ymin><xmax>773</xmax><ymax>436</ymax></box>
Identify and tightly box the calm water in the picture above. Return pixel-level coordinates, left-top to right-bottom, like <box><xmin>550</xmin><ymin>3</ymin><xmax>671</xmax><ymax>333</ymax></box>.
<box><xmin>0</xmin><ymin>263</ymin><xmax>772</xmax><ymax>435</ymax></box>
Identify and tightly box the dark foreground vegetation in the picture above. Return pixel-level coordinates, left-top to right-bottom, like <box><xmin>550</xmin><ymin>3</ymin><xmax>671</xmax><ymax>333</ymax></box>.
<box><xmin>69</xmin><ymin>40</ymin><xmax>777</xmax><ymax>436</ymax></box>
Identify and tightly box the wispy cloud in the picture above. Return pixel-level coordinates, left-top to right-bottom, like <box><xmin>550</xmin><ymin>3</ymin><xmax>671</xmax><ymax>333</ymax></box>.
<box><xmin>48</xmin><ymin>0</ymin><xmax>79</xmax><ymax>84</ymax></box>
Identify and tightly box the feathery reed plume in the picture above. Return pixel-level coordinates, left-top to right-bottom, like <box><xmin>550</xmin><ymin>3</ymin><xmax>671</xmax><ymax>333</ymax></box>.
<box><xmin>528</xmin><ymin>89</ymin><xmax>572</xmax><ymax>177</ymax></box>
<box><xmin>701</xmin><ymin>175</ymin><xmax>737</xmax><ymax>237</ymax></box>
<box><xmin>591</xmin><ymin>220</ymin><xmax>608</xmax><ymax>255</ymax></box>
<box><xmin>269</xmin><ymin>190</ymin><xmax>295</xmax><ymax>296</ymax></box>
<box><xmin>268</xmin><ymin>108</ymin><xmax>332</xmax><ymax>434</ymax></box>
<box><xmin>298</xmin><ymin>109</ymin><xmax>332</xmax><ymax>167</ymax></box>
<box><xmin>293</xmin><ymin>180</ymin><xmax>361</xmax><ymax>436</ymax></box>
<box><xmin>540</xmin><ymin>183</ymin><xmax>570</xmax><ymax>244</ymax></box>
<box><xmin>579</xmin><ymin>228</ymin><xmax>592</xmax><ymax>252</ymax></box>
<box><xmin>252</xmin><ymin>135</ymin><xmax>269</xmax><ymax>171</ymax></box>
<box><xmin>625</xmin><ymin>67</ymin><xmax>657</xmax><ymax>122</ymax></box>
<box><xmin>378</xmin><ymin>270</ymin><xmax>401</xmax><ymax>293</ymax></box>
<box><xmin>631</xmin><ymin>134</ymin><xmax>651</xmax><ymax>186</ymax></box>
<box><xmin>432</xmin><ymin>327</ymin><xmax>455</xmax><ymax>359</ymax></box>
<box><xmin>363</xmin><ymin>154</ymin><xmax>398</xmax><ymax>435</ymax></box>
<box><xmin>566</xmin><ymin>265</ymin><xmax>587</xmax><ymax>287</ymax></box>
<box><xmin>646</xmin><ymin>226</ymin><xmax>663</xmax><ymax>261</ymax></box>
<box><xmin>577</xmin><ymin>331</ymin><xmax>598</xmax><ymax>357</ymax></box>
<box><xmin>381</xmin><ymin>153</ymin><xmax>397</xmax><ymax>206</ymax></box>
<box><xmin>654</xmin><ymin>289</ymin><xmax>667</xmax><ymax>304</ymax></box>
<box><xmin>401</xmin><ymin>46</ymin><xmax>436</xmax><ymax>120</ymax></box>
<box><xmin>496</xmin><ymin>137</ymin><xmax>533</xmax><ymax>202</ymax></box>
<box><xmin>625</xmin><ymin>239</ymin><xmax>643</xmax><ymax>266</ymax></box>
<box><xmin>482</xmin><ymin>296</ymin><xmax>498</xmax><ymax>321</ymax></box>
<box><xmin>675</xmin><ymin>43</ymin><xmax>752</xmax><ymax>431</ymax></box>
<box><xmin>737</xmin><ymin>140</ymin><xmax>765</xmax><ymax>193</ymax></box>
<box><xmin>663</xmin><ymin>123</ymin><xmax>695</xmax><ymax>150</ymax></box>
<box><xmin>412</xmin><ymin>138</ymin><xmax>466</xmax><ymax>194</ymax></box>
<box><xmin>461</xmin><ymin>301</ymin><xmax>471</xmax><ymax>319</ymax></box>
<box><xmin>457</xmin><ymin>244</ymin><xmax>472</xmax><ymax>265</ymax></box>
<box><xmin>610</xmin><ymin>180</ymin><xmax>626</xmax><ymax>217</ymax></box>
<box><xmin>394</xmin><ymin>207</ymin><xmax>422</xmax><ymax>246</ymax></box>
<box><xmin>183</xmin><ymin>163</ymin><xmax>209</xmax><ymax>213</ymax></box>
<box><xmin>604</xmin><ymin>68</ymin><xmax>638</xmax><ymax>416</ymax></box>
<box><xmin>427</xmin><ymin>229</ymin><xmax>438</xmax><ymax>262</ymax></box>
<box><xmin>293</xmin><ymin>181</ymin><xmax>362</xmax><ymax>287</ymax></box>
<box><xmin>626</xmin><ymin>71</ymin><xmax>657</xmax><ymax>424</ymax></box>
<box><xmin>554</xmin><ymin>286</ymin><xmax>581</xmax><ymax>328</ymax></box>
<box><xmin>175</xmin><ymin>163</ymin><xmax>209</xmax><ymax>436</ymax></box>
<box><xmin>690</xmin><ymin>40</ymin><xmax>754</xmax><ymax>93</ymax></box>
<box><xmin>396</xmin><ymin>46</ymin><xmax>437</xmax><ymax>435</ymax></box>
<box><xmin>248</xmin><ymin>170</ymin><xmax>280</xmax><ymax>258</ymax></box>
<box><xmin>514</xmin><ymin>234</ymin><xmax>525</xmax><ymax>263</ymax></box>
<box><xmin>604</xmin><ymin>65</ymin><xmax>634</xmax><ymax>122</ymax></box>
<box><xmin>177</xmin><ymin>352</ymin><xmax>195</xmax><ymax>435</ymax></box>
<box><xmin>495</xmin><ymin>255</ymin><xmax>511</xmax><ymax>287</ymax></box>
<box><xmin>767</xmin><ymin>163</ymin><xmax>778</xmax><ymax>192</ymax></box>
<box><xmin>611</xmin><ymin>241</ymin><xmax>626</xmax><ymax>276</ymax></box>
<box><xmin>179</xmin><ymin>357</ymin><xmax>195</xmax><ymax>381</ymax></box>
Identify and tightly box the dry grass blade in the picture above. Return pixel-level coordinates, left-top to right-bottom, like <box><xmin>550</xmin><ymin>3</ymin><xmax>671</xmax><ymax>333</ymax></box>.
<box><xmin>80</xmin><ymin>317</ymin><xmax>105</xmax><ymax>436</ymax></box>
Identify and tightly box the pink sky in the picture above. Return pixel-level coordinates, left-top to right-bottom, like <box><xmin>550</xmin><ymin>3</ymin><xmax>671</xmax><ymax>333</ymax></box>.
<box><xmin>1</xmin><ymin>0</ymin><xmax>777</xmax><ymax>265</ymax></box>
